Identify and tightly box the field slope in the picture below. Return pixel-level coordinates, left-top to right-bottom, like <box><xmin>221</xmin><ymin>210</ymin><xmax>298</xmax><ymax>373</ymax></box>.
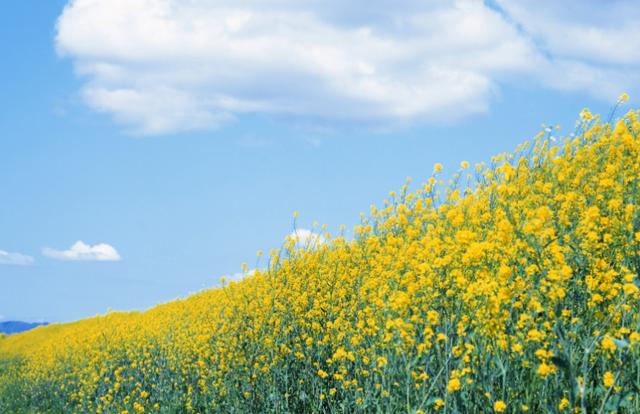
<box><xmin>2</xmin><ymin>109</ymin><xmax>640</xmax><ymax>413</ymax></box>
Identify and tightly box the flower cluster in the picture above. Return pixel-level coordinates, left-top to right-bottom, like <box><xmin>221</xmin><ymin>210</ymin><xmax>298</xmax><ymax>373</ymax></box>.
<box><xmin>2</xmin><ymin>108</ymin><xmax>640</xmax><ymax>413</ymax></box>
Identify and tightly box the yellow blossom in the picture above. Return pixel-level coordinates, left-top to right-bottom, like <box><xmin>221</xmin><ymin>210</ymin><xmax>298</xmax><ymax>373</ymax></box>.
<box><xmin>447</xmin><ymin>378</ymin><xmax>461</xmax><ymax>393</ymax></box>
<box><xmin>601</xmin><ymin>337</ymin><xmax>616</xmax><ymax>352</ymax></box>
<box><xmin>558</xmin><ymin>398</ymin><xmax>569</xmax><ymax>410</ymax></box>
<box><xmin>603</xmin><ymin>371</ymin><xmax>615</xmax><ymax>388</ymax></box>
<box><xmin>494</xmin><ymin>400</ymin><xmax>507</xmax><ymax>412</ymax></box>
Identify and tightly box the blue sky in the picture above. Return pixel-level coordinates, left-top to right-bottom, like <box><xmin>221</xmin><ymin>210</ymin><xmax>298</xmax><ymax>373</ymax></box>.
<box><xmin>1</xmin><ymin>0</ymin><xmax>638</xmax><ymax>323</ymax></box>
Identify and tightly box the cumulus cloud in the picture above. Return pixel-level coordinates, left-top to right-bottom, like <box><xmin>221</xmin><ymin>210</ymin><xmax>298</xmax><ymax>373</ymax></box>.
<box><xmin>42</xmin><ymin>241</ymin><xmax>121</xmax><ymax>262</ymax></box>
<box><xmin>222</xmin><ymin>268</ymin><xmax>259</xmax><ymax>284</ymax></box>
<box><xmin>55</xmin><ymin>0</ymin><xmax>640</xmax><ymax>135</ymax></box>
<box><xmin>0</xmin><ymin>250</ymin><xmax>34</xmax><ymax>266</ymax></box>
<box><xmin>288</xmin><ymin>229</ymin><xmax>325</xmax><ymax>249</ymax></box>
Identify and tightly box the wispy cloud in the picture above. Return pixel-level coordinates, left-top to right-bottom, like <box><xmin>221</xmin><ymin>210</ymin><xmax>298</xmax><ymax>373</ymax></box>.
<box><xmin>494</xmin><ymin>0</ymin><xmax>640</xmax><ymax>99</ymax></box>
<box><xmin>55</xmin><ymin>0</ymin><xmax>640</xmax><ymax>135</ymax></box>
<box><xmin>42</xmin><ymin>241</ymin><xmax>121</xmax><ymax>262</ymax></box>
<box><xmin>0</xmin><ymin>250</ymin><xmax>34</xmax><ymax>266</ymax></box>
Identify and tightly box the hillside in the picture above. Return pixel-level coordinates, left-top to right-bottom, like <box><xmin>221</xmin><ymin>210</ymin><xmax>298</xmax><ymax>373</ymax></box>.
<box><xmin>1</xmin><ymin>109</ymin><xmax>640</xmax><ymax>413</ymax></box>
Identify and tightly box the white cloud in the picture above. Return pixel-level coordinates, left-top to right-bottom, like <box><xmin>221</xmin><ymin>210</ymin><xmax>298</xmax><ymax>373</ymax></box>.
<box><xmin>495</xmin><ymin>0</ymin><xmax>640</xmax><ymax>65</ymax></box>
<box><xmin>42</xmin><ymin>241</ymin><xmax>121</xmax><ymax>262</ymax></box>
<box><xmin>494</xmin><ymin>0</ymin><xmax>640</xmax><ymax>99</ymax></box>
<box><xmin>288</xmin><ymin>229</ymin><xmax>325</xmax><ymax>249</ymax></box>
<box><xmin>0</xmin><ymin>250</ymin><xmax>34</xmax><ymax>266</ymax></box>
<box><xmin>55</xmin><ymin>0</ymin><xmax>640</xmax><ymax>135</ymax></box>
<box><xmin>222</xmin><ymin>268</ymin><xmax>258</xmax><ymax>284</ymax></box>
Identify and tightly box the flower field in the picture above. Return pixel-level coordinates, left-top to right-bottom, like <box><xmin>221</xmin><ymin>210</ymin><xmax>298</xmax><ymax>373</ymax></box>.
<box><xmin>2</xmin><ymin>108</ymin><xmax>640</xmax><ymax>413</ymax></box>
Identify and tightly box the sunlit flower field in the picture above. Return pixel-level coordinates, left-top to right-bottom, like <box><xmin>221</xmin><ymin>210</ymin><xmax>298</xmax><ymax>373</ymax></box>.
<box><xmin>2</xmin><ymin>107</ymin><xmax>640</xmax><ymax>413</ymax></box>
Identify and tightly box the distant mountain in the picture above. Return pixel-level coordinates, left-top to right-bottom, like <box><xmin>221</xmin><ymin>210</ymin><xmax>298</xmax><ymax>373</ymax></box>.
<box><xmin>0</xmin><ymin>321</ymin><xmax>48</xmax><ymax>335</ymax></box>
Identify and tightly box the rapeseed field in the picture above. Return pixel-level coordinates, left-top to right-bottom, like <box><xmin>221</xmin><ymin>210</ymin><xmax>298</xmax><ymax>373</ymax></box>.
<box><xmin>2</xmin><ymin>107</ymin><xmax>640</xmax><ymax>413</ymax></box>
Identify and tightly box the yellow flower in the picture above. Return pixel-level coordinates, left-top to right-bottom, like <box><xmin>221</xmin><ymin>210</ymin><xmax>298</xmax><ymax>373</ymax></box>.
<box><xmin>527</xmin><ymin>329</ymin><xmax>545</xmax><ymax>342</ymax></box>
<box><xmin>537</xmin><ymin>362</ymin><xmax>557</xmax><ymax>377</ymax></box>
<box><xmin>133</xmin><ymin>402</ymin><xmax>145</xmax><ymax>414</ymax></box>
<box><xmin>433</xmin><ymin>163</ymin><xmax>443</xmax><ymax>173</ymax></box>
<box><xmin>623</xmin><ymin>283</ymin><xmax>639</xmax><ymax>296</ymax></box>
<box><xmin>603</xmin><ymin>371</ymin><xmax>615</xmax><ymax>388</ymax></box>
<box><xmin>558</xmin><ymin>398</ymin><xmax>569</xmax><ymax>410</ymax></box>
<box><xmin>494</xmin><ymin>400</ymin><xmax>507</xmax><ymax>412</ymax></box>
<box><xmin>580</xmin><ymin>108</ymin><xmax>593</xmax><ymax>120</ymax></box>
<box><xmin>601</xmin><ymin>337</ymin><xmax>616</xmax><ymax>352</ymax></box>
<box><xmin>447</xmin><ymin>378</ymin><xmax>461</xmax><ymax>393</ymax></box>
